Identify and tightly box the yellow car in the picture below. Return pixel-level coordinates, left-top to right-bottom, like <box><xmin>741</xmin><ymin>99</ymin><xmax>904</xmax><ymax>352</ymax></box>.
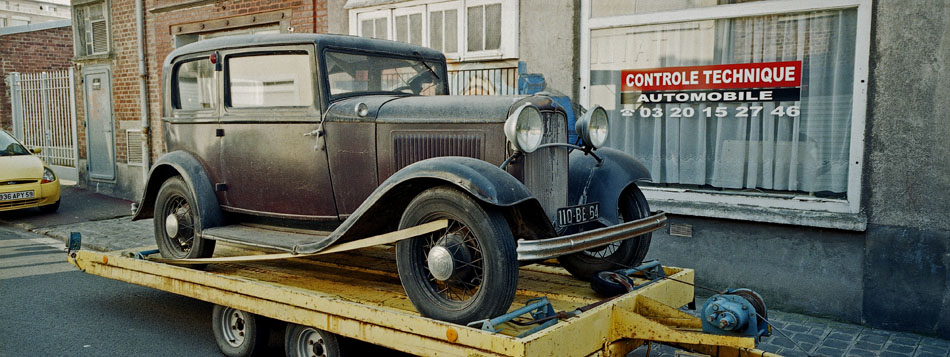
<box><xmin>0</xmin><ymin>129</ymin><xmax>60</xmax><ymax>213</ymax></box>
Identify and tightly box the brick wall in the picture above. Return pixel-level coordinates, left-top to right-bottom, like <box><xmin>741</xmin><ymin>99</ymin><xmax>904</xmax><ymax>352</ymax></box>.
<box><xmin>140</xmin><ymin>0</ymin><xmax>329</xmax><ymax>161</ymax></box>
<box><xmin>0</xmin><ymin>25</ymin><xmax>74</xmax><ymax>132</ymax></box>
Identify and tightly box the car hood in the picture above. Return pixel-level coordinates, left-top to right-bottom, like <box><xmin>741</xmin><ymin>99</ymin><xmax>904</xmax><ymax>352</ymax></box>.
<box><xmin>375</xmin><ymin>95</ymin><xmax>528</xmax><ymax>123</ymax></box>
<box><xmin>0</xmin><ymin>155</ymin><xmax>43</xmax><ymax>180</ymax></box>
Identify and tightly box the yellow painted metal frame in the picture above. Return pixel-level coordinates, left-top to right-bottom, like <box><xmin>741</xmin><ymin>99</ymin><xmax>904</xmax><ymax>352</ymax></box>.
<box><xmin>67</xmin><ymin>245</ymin><xmax>779</xmax><ymax>357</ymax></box>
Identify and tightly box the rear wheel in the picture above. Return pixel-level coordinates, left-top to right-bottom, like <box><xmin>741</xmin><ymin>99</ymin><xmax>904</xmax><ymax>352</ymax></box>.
<box><xmin>558</xmin><ymin>185</ymin><xmax>652</xmax><ymax>281</ymax></box>
<box><xmin>154</xmin><ymin>176</ymin><xmax>215</xmax><ymax>260</ymax></box>
<box><xmin>212</xmin><ymin>305</ymin><xmax>270</xmax><ymax>357</ymax></box>
<box><xmin>285</xmin><ymin>324</ymin><xmax>343</xmax><ymax>357</ymax></box>
<box><xmin>395</xmin><ymin>186</ymin><xmax>518</xmax><ymax>324</ymax></box>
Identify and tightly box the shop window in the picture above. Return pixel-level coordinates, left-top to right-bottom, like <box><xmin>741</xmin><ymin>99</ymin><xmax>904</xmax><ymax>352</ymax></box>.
<box><xmin>582</xmin><ymin>0</ymin><xmax>871</xmax><ymax>227</ymax></box>
<box><xmin>227</xmin><ymin>53</ymin><xmax>314</xmax><ymax>108</ymax></box>
<box><xmin>394</xmin><ymin>6</ymin><xmax>424</xmax><ymax>46</ymax></box>
<box><xmin>465</xmin><ymin>2</ymin><xmax>501</xmax><ymax>53</ymax></box>
<box><xmin>428</xmin><ymin>6</ymin><xmax>458</xmax><ymax>54</ymax></box>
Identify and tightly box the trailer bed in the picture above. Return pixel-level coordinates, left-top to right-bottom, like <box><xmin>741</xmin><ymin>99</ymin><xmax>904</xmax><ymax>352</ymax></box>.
<box><xmin>67</xmin><ymin>243</ymin><xmax>773</xmax><ymax>357</ymax></box>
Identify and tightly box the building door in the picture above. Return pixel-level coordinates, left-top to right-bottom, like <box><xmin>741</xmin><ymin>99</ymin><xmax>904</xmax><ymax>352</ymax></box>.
<box><xmin>83</xmin><ymin>68</ymin><xmax>116</xmax><ymax>181</ymax></box>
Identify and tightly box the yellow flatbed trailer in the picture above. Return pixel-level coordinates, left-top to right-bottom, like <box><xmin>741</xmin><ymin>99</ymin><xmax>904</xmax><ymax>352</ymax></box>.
<box><xmin>67</xmin><ymin>243</ymin><xmax>778</xmax><ymax>357</ymax></box>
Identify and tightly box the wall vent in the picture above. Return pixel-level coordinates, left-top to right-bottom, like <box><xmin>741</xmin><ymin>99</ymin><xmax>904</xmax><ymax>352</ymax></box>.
<box><xmin>126</xmin><ymin>129</ymin><xmax>144</xmax><ymax>166</ymax></box>
<box><xmin>669</xmin><ymin>223</ymin><xmax>693</xmax><ymax>238</ymax></box>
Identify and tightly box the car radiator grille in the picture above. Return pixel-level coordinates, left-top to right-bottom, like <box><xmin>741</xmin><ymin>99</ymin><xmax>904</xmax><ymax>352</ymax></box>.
<box><xmin>523</xmin><ymin>111</ymin><xmax>569</xmax><ymax>222</ymax></box>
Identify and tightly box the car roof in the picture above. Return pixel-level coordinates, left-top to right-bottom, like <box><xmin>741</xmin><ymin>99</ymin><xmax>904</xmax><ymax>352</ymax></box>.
<box><xmin>166</xmin><ymin>33</ymin><xmax>445</xmax><ymax>64</ymax></box>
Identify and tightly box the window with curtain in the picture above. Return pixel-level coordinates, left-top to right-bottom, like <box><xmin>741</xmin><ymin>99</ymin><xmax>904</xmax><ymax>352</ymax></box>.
<box><xmin>590</xmin><ymin>9</ymin><xmax>857</xmax><ymax>198</ymax></box>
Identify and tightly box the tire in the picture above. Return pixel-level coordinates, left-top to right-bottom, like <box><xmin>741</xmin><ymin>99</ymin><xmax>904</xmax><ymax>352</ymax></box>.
<box><xmin>558</xmin><ymin>185</ymin><xmax>652</xmax><ymax>281</ymax></box>
<box><xmin>395</xmin><ymin>186</ymin><xmax>518</xmax><ymax>324</ymax></box>
<box><xmin>285</xmin><ymin>324</ymin><xmax>343</xmax><ymax>357</ymax></box>
<box><xmin>39</xmin><ymin>199</ymin><xmax>60</xmax><ymax>213</ymax></box>
<box><xmin>212</xmin><ymin>305</ymin><xmax>269</xmax><ymax>357</ymax></box>
<box><xmin>153</xmin><ymin>176</ymin><xmax>215</xmax><ymax>260</ymax></box>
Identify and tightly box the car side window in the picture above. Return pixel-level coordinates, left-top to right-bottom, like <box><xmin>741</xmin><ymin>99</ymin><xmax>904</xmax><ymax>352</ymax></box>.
<box><xmin>227</xmin><ymin>52</ymin><xmax>314</xmax><ymax>108</ymax></box>
<box><xmin>174</xmin><ymin>58</ymin><xmax>216</xmax><ymax>111</ymax></box>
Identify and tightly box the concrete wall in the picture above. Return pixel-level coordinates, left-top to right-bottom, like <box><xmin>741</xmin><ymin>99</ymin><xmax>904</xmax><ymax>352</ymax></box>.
<box><xmin>862</xmin><ymin>0</ymin><xmax>950</xmax><ymax>336</ymax></box>
<box><xmin>517</xmin><ymin>0</ymin><xmax>577</xmax><ymax>98</ymax></box>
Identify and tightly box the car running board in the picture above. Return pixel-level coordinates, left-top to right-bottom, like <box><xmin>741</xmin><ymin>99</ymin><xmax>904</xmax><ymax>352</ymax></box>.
<box><xmin>150</xmin><ymin>220</ymin><xmax>448</xmax><ymax>265</ymax></box>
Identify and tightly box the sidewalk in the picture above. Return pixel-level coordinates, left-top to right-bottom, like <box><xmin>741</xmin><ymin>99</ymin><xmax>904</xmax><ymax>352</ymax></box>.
<box><xmin>4</xmin><ymin>186</ymin><xmax>948</xmax><ymax>357</ymax></box>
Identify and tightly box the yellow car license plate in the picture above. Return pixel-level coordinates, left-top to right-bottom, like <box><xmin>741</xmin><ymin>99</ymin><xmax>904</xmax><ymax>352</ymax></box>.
<box><xmin>0</xmin><ymin>190</ymin><xmax>35</xmax><ymax>201</ymax></box>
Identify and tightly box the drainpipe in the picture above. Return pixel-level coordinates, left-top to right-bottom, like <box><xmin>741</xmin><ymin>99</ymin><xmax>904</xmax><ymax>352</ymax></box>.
<box><xmin>136</xmin><ymin>0</ymin><xmax>151</xmax><ymax>174</ymax></box>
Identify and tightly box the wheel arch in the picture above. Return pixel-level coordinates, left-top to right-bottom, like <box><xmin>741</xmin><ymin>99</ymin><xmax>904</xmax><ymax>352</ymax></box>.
<box><xmin>568</xmin><ymin>147</ymin><xmax>653</xmax><ymax>226</ymax></box>
<box><xmin>294</xmin><ymin>157</ymin><xmax>555</xmax><ymax>254</ymax></box>
<box><xmin>132</xmin><ymin>151</ymin><xmax>225</xmax><ymax>231</ymax></box>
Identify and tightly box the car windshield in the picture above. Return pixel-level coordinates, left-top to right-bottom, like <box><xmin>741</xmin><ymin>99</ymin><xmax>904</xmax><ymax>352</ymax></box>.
<box><xmin>0</xmin><ymin>131</ymin><xmax>30</xmax><ymax>156</ymax></box>
<box><xmin>324</xmin><ymin>51</ymin><xmax>446</xmax><ymax>100</ymax></box>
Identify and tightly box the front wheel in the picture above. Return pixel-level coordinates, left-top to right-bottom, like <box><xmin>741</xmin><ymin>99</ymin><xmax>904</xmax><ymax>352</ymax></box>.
<box><xmin>395</xmin><ymin>186</ymin><xmax>518</xmax><ymax>324</ymax></box>
<box><xmin>153</xmin><ymin>176</ymin><xmax>215</xmax><ymax>260</ymax></box>
<box><xmin>558</xmin><ymin>185</ymin><xmax>652</xmax><ymax>281</ymax></box>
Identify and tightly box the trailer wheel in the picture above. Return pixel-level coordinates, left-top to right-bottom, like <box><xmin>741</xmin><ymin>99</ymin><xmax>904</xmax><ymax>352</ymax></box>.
<box><xmin>396</xmin><ymin>186</ymin><xmax>518</xmax><ymax>324</ymax></box>
<box><xmin>212</xmin><ymin>305</ymin><xmax>269</xmax><ymax>357</ymax></box>
<box><xmin>558</xmin><ymin>185</ymin><xmax>652</xmax><ymax>281</ymax></box>
<box><xmin>285</xmin><ymin>324</ymin><xmax>342</xmax><ymax>357</ymax></box>
<box><xmin>154</xmin><ymin>176</ymin><xmax>215</xmax><ymax>261</ymax></box>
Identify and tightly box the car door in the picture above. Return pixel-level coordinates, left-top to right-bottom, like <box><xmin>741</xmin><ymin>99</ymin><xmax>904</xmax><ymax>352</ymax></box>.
<box><xmin>217</xmin><ymin>45</ymin><xmax>337</xmax><ymax>219</ymax></box>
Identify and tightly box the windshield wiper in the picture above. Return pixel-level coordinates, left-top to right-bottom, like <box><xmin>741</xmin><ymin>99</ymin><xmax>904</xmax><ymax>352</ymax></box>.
<box><xmin>412</xmin><ymin>51</ymin><xmax>440</xmax><ymax>80</ymax></box>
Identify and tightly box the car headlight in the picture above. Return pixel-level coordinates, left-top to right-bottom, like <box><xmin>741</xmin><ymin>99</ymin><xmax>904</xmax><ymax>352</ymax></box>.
<box><xmin>504</xmin><ymin>104</ymin><xmax>544</xmax><ymax>153</ymax></box>
<box><xmin>575</xmin><ymin>105</ymin><xmax>609</xmax><ymax>148</ymax></box>
<box><xmin>42</xmin><ymin>167</ymin><xmax>56</xmax><ymax>184</ymax></box>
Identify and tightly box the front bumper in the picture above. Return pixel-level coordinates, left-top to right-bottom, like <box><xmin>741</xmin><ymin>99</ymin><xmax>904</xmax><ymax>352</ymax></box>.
<box><xmin>515</xmin><ymin>212</ymin><xmax>667</xmax><ymax>261</ymax></box>
<box><xmin>0</xmin><ymin>180</ymin><xmax>60</xmax><ymax>212</ymax></box>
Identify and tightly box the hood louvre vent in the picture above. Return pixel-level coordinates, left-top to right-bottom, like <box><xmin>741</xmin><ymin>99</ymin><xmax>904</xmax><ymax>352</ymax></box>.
<box><xmin>392</xmin><ymin>132</ymin><xmax>485</xmax><ymax>171</ymax></box>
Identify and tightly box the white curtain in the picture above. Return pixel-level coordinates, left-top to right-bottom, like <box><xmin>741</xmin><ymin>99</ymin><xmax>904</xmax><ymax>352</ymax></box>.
<box><xmin>605</xmin><ymin>9</ymin><xmax>857</xmax><ymax>195</ymax></box>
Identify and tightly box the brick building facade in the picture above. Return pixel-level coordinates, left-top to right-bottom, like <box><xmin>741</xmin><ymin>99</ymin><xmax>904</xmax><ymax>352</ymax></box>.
<box><xmin>0</xmin><ymin>20</ymin><xmax>73</xmax><ymax>132</ymax></box>
<box><xmin>70</xmin><ymin>0</ymin><xmax>328</xmax><ymax>199</ymax></box>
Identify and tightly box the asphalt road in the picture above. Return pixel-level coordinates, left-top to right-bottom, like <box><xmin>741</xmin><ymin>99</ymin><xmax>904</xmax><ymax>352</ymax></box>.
<box><xmin>0</xmin><ymin>185</ymin><xmax>134</xmax><ymax>229</ymax></box>
<box><xmin>0</xmin><ymin>226</ymin><xmax>227</xmax><ymax>356</ymax></box>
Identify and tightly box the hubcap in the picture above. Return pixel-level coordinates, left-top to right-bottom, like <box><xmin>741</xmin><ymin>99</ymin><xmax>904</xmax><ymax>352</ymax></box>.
<box><xmin>297</xmin><ymin>328</ymin><xmax>328</xmax><ymax>357</ymax></box>
<box><xmin>427</xmin><ymin>246</ymin><xmax>455</xmax><ymax>281</ymax></box>
<box><xmin>218</xmin><ymin>307</ymin><xmax>247</xmax><ymax>348</ymax></box>
<box><xmin>165</xmin><ymin>213</ymin><xmax>179</xmax><ymax>238</ymax></box>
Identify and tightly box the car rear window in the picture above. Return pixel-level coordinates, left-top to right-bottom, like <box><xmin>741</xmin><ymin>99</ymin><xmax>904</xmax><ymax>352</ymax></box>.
<box><xmin>174</xmin><ymin>58</ymin><xmax>216</xmax><ymax>110</ymax></box>
<box><xmin>227</xmin><ymin>52</ymin><xmax>314</xmax><ymax>108</ymax></box>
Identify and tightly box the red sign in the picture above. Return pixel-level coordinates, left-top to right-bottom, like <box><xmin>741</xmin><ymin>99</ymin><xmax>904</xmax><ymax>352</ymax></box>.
<box><xmin>621</xmin><ymin>61</ymin><xmax>802</xmax><ymax>91</ymax></box>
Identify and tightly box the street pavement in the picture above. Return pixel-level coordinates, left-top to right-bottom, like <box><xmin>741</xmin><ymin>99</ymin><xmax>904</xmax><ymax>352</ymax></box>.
<box><xmin>2</xmin><ymin>185</ymin><xmax>949</xmax><ymax>357</ymax></box>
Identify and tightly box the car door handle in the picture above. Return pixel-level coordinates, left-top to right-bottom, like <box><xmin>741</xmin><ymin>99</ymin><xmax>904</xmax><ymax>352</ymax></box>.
<box><xmin>303</xmin><ymin>129</ymin><xmax>321</xmax><ymax>137</ymax></box>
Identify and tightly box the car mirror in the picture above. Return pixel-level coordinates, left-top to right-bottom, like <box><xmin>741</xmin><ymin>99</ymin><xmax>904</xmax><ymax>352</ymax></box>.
<box><xmin>32</xmin><ymin>147</ymin><xmax>42</xmax><ymax>154</ymax></box>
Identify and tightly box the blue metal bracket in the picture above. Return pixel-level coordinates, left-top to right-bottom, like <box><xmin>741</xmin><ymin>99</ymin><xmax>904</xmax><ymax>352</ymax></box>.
<box><xmin>467</xmin><ymin>297</ymin><xmax>557</xmax><ymax>337</ymax></box>
<box><xmin>67</xmin><ymin>232</ymin><xmax>81</xmax><ymax>254</ymax></box>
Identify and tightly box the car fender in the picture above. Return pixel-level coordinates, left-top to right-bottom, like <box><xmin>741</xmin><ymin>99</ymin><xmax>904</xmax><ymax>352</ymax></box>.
<box><xmin>568</xmin><ymin>147</ymin><xmax>652</xmax><ymax>226</ymax></box>
<box><xmin>294</xmin><ymin>156</ymin><xmax>554</xmax><ymax>254</ymax></box>
<box><xmin>131</xmin><ymin>151</ymin><xmax>225</xmax><ymax>231</ymax></box>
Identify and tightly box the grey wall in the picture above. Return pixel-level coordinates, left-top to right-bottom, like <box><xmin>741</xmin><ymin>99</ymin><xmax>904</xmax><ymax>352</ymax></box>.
<box><xmin>648</xmin><ymin>215</ymin><xmax>866</xmax><ymax>322</ymax></box>
<box><xmin>327</xmin><ymin>0</ymin><xmax>348</xmax><ymax>35</ymax></box>
<box><xmin>518</xmin><ymin>0</ymin><xmax>577</xmax><ymax>98</ymax></box>
<box><xmin>861</xmin><ymin>0</ymin><xmax>950</xmax><ymax>337</ymax></box>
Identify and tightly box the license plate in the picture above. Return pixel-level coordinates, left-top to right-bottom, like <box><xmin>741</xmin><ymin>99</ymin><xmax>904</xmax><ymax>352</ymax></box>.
<box><xmin>557</xmin><ymin>202</ymin><xmax>600</xmax><ymax>227</ymax></box>
<box><xmin>0</xmin><ymin>190</ymin><xmax>34</xmax><ymax>201</ymax></box>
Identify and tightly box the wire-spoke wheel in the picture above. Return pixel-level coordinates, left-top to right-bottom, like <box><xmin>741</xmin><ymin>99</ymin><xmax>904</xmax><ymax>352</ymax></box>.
<box><xmin>396</xmin><ymin>186</ymin><xmax>518</xmax><ymax>324</ymax></box>
<box><xmin>154</xmin><ymin>176</ymin><xmax>215</xmax><ymax>261</ymax></box>
<box><xmin>285</xmin><ymin>324</ymin><xmax>342</xmax><ymax>357</ymax></box>
<box><xmin>558</xmin><ymin>185</ymin><xmax>652</xmax><ymax>281</ymax></box>
<box><xmin>211</xmin><ymin>305</ymin><xmax>269</xmax><ymax>357</ymax></box>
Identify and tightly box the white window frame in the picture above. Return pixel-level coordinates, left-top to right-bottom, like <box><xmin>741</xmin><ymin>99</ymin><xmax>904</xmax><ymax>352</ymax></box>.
<box><xmin>353</xmin><ymin>8</ymin><xmax>391</xmax><ymax>39</ymax></box>
<box><xmin>427</xmin><ymin>1</ymin><xmax>461</xmax><ymax>57</ymax></box>
<box><xmin>347</xmin><ymin>0</ymin><xmax>518</xmax><ymax>61</ymax></box>
<box><xmin>580</xmin><ymin>0</ymin><xmax>872</xmax><ymax>230</ymax></box>
<box><xmin>393</xmin><ymin>5</ymin><xmax>427</xmax><ymax>46</ymax></box>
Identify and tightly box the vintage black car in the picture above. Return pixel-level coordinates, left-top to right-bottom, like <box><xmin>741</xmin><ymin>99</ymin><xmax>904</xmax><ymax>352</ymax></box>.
<box><xmin>132</xmin><ymin>33</ymin><xmax>666</xmax><ymax>324</ymax></box>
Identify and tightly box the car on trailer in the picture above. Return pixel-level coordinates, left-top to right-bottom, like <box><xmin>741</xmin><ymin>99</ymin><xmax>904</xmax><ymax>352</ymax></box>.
<box><xmin>131</xmin><ymin>33</ymin><xmax>666</xmax><ymax>325</ymax></box>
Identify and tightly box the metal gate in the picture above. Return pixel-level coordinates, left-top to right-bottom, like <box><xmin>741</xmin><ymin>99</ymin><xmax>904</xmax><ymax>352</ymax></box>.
<box><xmin>8</xmin><ymin>69</ymin><xmax>79</xmax><ymax>182</ymax></box>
